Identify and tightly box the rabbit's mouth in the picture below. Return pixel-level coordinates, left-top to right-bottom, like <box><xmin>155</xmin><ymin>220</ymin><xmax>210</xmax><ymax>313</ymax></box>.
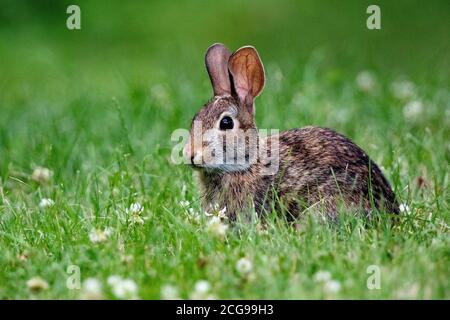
<box><xmin>186</xmin><ymin>142</ymin><xmax>253</xmax><ymax>172</ymax></box>
<box><xmin>188</xmin><ymin>161</ymin><xmax>204</xmax><ymax>170</ymax></box>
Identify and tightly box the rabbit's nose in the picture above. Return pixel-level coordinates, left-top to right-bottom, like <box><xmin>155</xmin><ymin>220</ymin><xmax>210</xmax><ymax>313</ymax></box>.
<box><xmin>183</xmin><ymin>141</ymin><xmax>200</xmax><ymax>166</ymax></box>
<box><xmin>191</xmin><ymin>151</ymin><xmax>203</xmax><ymax>166</ymax></box>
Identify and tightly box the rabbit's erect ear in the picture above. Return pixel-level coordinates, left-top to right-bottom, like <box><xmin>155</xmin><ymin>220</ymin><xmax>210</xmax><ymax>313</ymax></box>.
<box><xmin>228</xmin><ymin>46</ymin><xmax>265</xmax><ymax>113</ymax></box>
<box><xmin>205</xmin><ymin>43</ymin><xmax>232</xmax><ymax>96</ymax></box>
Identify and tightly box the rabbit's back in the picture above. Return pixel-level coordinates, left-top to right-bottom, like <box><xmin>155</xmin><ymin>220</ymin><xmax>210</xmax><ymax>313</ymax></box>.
<box><xmin>261</xmin><ymin>126</ymin><xmax>399</xmax><ymax>217</ymax></box>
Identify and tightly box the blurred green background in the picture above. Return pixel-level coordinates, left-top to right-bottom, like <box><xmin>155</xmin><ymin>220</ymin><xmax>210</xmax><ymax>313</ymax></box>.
<box><xmin>1</xmin><ymin>0</ymin><xmax>449</xmax><ymax>173</ymax></box>
<box><xmin>1</xmin><ymin>0</ymin><xmax>448</xmax><ymax>101</ymax></box>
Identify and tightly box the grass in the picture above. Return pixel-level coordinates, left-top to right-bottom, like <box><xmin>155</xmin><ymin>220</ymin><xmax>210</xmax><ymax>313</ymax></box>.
<box><xmin>0</xmin><ymin>0</ymin><xmax>449</xmax><ymax>299</ymax></box>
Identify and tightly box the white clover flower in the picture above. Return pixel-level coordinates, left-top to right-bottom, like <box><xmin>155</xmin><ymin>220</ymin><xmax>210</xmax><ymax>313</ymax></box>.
<box><xmin>189</xmin><ymin>280</ymin><xmax>213</xmax><ymax>299</ymax></box>
<box><xmin>206</xmin><ymin>217</ymin><xmax>228</xmax><ymax>238</ymax></box>
<box><xmin>189</xmin><ymin>280</ymin><xmax>217</xmax><ymax>300</ymax></box>
<box><xmin>161</xmin><ymin>284</ymin><xmax>180</xmax><ymax>300</ymax></box>
<box><xmin>89</xmin><ymin>227</ymin><xmax>113</xmax><ymax>244</ymax></box>
<box><xmin>27</xmin><ymin>277</ymin><xmax>49</xmax><ymax>292</ymax></box>
<box><xmin>128</xmin><ymin>202</ymin><xmax>144</xmax><ymax>214</ymax></box>
<box><xmin>356</xmin><ymin>70</ymin><xmax>376</xmax><ymax>92</ymax></box>
<box><xmin>217</xmin><ymin>207</ymin><xmax>227</xmax><ymax>219</ymax></box>
<box><xmin>107</xmin><ymin>275</ymin><xmax>139</xmax><ymax>299</ymax></box>
<box><xmin>313</xmin><ymin>270</ymin><xmax>332</xmax><ymax>282</ymax></box>
<box><xmin>391</xmin><ymin>80</ymin><xmax>416</xmax><ymax>100</ymax></box>
<box><xmin>81</xmin><ymin>278</ymin><xmax>104</xmax><ymax>300</ymax></box>
<box><xmin>39</xmin><ymin>198</ymin><xmax>55</xmax><ymax>208</ymax></box>
<box><xmin>32</xmin><ymin>167</ymin><xmax>53</xmax><ymax>184</ymax></box>
<box><xmin>403</xmin><ymin>100</ymin><xmax>423</xmax><ymax>121</ymax></box>
<box><xmin>130</xmin><ymin>215</ymin><xmax>145</xmax><ymax>225</ymax></box>
<box><xmin>324</xmin><ymin>280</ymin><xmax>341</xmax><ymax>294</ymax></box>
<box><xmin>126</xmin><ymin>203</ymin><xmax>147</xmax><ymax>225</ymax></box>
<box><xmin>204</xmin><ymin>204</ymin><xmax>227</xmax><ymax>219</ymax></box>
<box><xmin>112</xmin><ymin>279</ymin><xmax>138</xmax><ymax>299</ymax></box>
<box><xmin>204</xmin><ymin>203</ymin><xmax>218</xmax><ymax>216</ymax></box>
<box><xmin>236</xmin><ymin>257</ymin><xmax>253</xmax><ymax>275</ymax></box>
<box><xmin>194</xmin><ymin>280</ymin><xmax>211</xmax><ymax>295</ymax></box>
<box><xmin>107</xmin><ymin>275</ymin><xmax>122</xmax><ymax>286</ymax></box>
<box><xmin>204</xmin><ymin>210</ymin><xmax>213</xmax><ymax>217</ymax></box>
<box><xmin>399</xmin><ymin>203</ymin><xmax>411</xmax><ymax>214</ymax></box>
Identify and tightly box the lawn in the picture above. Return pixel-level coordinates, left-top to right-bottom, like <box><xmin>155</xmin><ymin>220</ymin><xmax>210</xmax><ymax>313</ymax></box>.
<box><xmin>0</xmin><ymin>0</ymin><xmax>449</xmax><ymax>299</ymax></box>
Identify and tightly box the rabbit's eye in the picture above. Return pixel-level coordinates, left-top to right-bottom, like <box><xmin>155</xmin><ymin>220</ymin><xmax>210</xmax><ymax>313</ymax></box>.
<box><xmin>219</xmin><ymin>116</ymin><xmax>234</xmax><ymax>130</ymax></box>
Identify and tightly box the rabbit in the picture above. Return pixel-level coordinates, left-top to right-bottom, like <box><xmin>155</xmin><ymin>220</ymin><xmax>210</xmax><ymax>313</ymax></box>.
<box><xmin>183</xmin><ymin>43</ymin><xmax>399</xmax><ymax>221</ymax></box>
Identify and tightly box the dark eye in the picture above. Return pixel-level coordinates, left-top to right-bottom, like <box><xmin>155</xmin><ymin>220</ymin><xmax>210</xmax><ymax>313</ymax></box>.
<box><xmin>219</xmin><ymin>116</ymin><xmax>234</xmax><ymax>130</ymax></box>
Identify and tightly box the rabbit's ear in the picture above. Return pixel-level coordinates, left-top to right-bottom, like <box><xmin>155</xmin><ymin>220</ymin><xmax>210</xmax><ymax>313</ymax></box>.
<box><xmin>228</xmin><ymin>46</ymin><xmax>265</xmax><ymax>113</ymax></box>
<box><xmin>205</xmin><ymin>43</ymin><xmax>232</xmax><ymax>96</ymax></box>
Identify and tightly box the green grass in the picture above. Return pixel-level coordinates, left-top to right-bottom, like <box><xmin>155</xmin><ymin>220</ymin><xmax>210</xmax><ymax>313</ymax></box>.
<box><xmin>0</xmin><ymin>0</ymin><xmax>449</xmax><ymax>299</ymax></box>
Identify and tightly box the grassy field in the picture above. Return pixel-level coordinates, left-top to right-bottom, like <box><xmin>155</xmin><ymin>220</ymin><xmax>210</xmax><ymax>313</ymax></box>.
<box><xmin>0</xmin><ymin>0</ymin><xmax>449</xmax><ymax>299</ymax></box>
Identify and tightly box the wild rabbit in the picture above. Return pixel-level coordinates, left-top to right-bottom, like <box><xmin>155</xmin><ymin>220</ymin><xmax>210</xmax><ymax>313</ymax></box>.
<box><xmin>183</xmin><ymin>43</ymin><xmax>398</xmax><ymax>221</ymax></box>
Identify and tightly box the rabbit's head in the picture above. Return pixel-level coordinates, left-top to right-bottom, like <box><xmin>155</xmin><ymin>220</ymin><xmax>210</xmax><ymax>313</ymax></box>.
<box><xmin>183</xmin><ymin>44</ymin><xmax>265</xmax><ymax>172</ymax></box>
